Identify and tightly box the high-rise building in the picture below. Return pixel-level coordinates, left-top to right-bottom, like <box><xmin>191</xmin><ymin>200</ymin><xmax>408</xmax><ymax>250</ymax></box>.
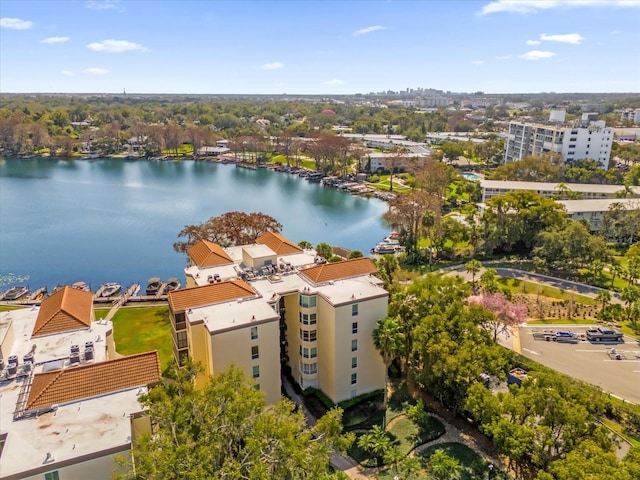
<box><xmin>168</xmin><ymin>232</ymin><xmax>387</xmax><ymax>404</ymax></box>
<box><xmin>504</xmin><ymin>115</ymin><xmax>614</xmax><ymax>169</ymax></box>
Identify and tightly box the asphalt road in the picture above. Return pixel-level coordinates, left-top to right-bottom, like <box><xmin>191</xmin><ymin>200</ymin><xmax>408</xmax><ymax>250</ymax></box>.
<box><xmin>513</xmin><ymin>325</ymin><xmax>640</xmax><ymax>404</ymax></box>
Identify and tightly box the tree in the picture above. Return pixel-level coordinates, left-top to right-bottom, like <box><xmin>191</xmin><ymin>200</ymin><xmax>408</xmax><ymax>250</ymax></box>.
<box><xmin>375</xmin><ymin>254</ymin><xmax>399</xmax><ymax>288</ymax></box>
<box><xmin>467</xmin><ymin>292</ymin><xmax>527</xmax><ymax>341</ymax></box>
<box><xmin>465</xmin><ymin>259</ymin><xmax>482</xmax><ymax>289</ymax></box>
<box><xmin>372</xmin><ymin>317</ymin><xmax>405</xmax><ymax>423</ymax></box>
<box><xmin>620</xmin><ymin>286</ymin><xmax>640</xmax><ymax>323</ymax></box>
<box><xmin>315</xmin><ymin>242</ymin><xmax>333</xmax><ymax>260</ymax></box>
<box><xmin>428</xmin><ymin>449</ymin><xmax>463</xmax><ymax>480</ymax></box>
<box><xmin>348</xmin><ymin>250</ymin><xmax>363</xmax><ymax>259</ymax></box>
<box><xmin>482</xmin><ymin>190</ymin><xmax>567</xmax><ymax>255</ymax></box>
<box><xmin>121</xmin><ymin>364</ymin><xmax>353</xmax><ymax>479</ymax></box>
<box><xmin>491</xmin><ymin>153</ymin><xmax>563</xmax><ymax>182</ymax></box>
<box><xmin>596</xmin><ymin>290</ymin><xmax>612</xmax><ymax>313</ymax></box>
<box><xmin>356</xmin><ymin>425</ymin><xmax>393</xmax><ymax>467</ymax></box>
<box><xmin>174</xmin><ymin>211</ymin><xmax>282</xmax><ymax>252</ymax></box>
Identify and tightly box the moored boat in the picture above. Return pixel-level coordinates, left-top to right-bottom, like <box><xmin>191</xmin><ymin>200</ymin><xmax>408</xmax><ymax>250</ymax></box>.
<box><xmin>72</xmin><ymin>281</ymin><xmax>91</xmax><ymax>292</ymax></box>
<box><xmin>1</xmin><ymin>286</ymin><xmax>30</xmax><ymax>301</ymax></box>
<box><xmin>100</xmin><ymin>282</ymin><xmax>122</xmax><ymax>297</ymax></box>
<box><xmin>146</xmin><ymin>277</ymin><xmax>162</xmax><ymax>296</ymax></box>
<box><xmin>164</xmin><ymin>277</ymin><xmax>180</xmax><ymax>293</ymax></box>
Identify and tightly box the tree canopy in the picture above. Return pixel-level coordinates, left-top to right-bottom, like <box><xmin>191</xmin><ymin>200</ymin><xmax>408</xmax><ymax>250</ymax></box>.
<box><xmin>119</xmin><ymin>363</ymin><xmax>353</xmax><ymax>479</ymax></box>
<box><xmin>174</xmin><ymin>211</ymin><xmax>282</xmax><ymax>252</ymax></box>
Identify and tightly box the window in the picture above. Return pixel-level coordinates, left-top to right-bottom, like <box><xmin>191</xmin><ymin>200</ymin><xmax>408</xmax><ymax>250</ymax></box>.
<box><xmin>251</xmin><ymin>345</ymin><xmax>259</xmax><ymax>360</ymax></box>
<box><xmin>299</xmin><ymin>312</ymin><xmax>317</xmax><ymax>325</ymax></box>
<box><xmin>252</xmin><ymin>365</ymin><xmax>260</xmax><ymax>378</ymax></box>
<box><xmin>351</xmin><ymin>339</ymin><xmax>358</xmax><ymax>352</ymax></box>
<box><xmin>352</xmin><ymin>321</ymin><xmax>358</xmax><ymax>334</ymax></box>
<box><xmin>250</xmin><ymin>326</ymin><xmax>258</xmax><ymax>340</ymax></box>
<box><xmin>254</xmin><ymin>384</ymin><xmax>260</xmax><ymax>390</ymax></box>
<box><xmin>299</xmin><ymin>295</ymin><xmax>317</xmax><ymax>308</ymax></box>
<box><xmin>352</xmin><ymin>356</ymin><xmax>358</xmax><ymax>368</ymax></box>
<box><xmin>352</xmin><ymin>304</ymin><xmax>358</xmax><ymax>316</ymax></box>
<box><xmin>302</xmin><ymin>362</ymin><xmax>318</xmax><ymax>375</ymax></box>
<box><xmin>300</xmin><ymin>329</ymin><xmax>317</xmax><ymax>342</ymax></box>
<box><xmin>176</xmin><ymin>331</ymin><xmax>188</xmax><ymax>349</ymax></box>
<box><xmin>45</xmin><ymin>473</ymin><xmax>60</xmax><ymax>480</ymax></box>
<box><xmin>302</xmin><ymin>347</ymin><xmax>317</xmax><ymax>359</ymax></box>
<box><xmin>351</xmin><ymin>373</ymin><xmax>357</xmax><ymax>385</ymax></box>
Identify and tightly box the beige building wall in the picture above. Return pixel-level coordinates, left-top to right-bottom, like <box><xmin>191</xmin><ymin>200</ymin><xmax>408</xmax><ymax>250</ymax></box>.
<box><xmin>283</xmin><ymin>294</ymin><xmax>302</xmax><ymax>386</ymax></box>
<box><xmin>185</xmin><ymin>274</ymin><xmax>197</xmax><ymax>288</ymax></box>
<box><xmin>0</xmin><ymin>318</ymin><xmax>15</xmax><ymax>360</ymax></box>
<box><xmin>105</xmin><ymin>328</ymin><xmax>117</xmax><ymax>360</ymax></box>
<box><xmin>209</xmin><ymin>319</ymin><xmax>281</xmax><ymax>405</ymax></box>
<box><xmin>20</xmin><ymin>449</ymin><xmax>128</xmax><ymax>480</ymax></box>
<box><xmin>187</xmin><ymin>320</ymin><xmax>213</xmax><ymax>389</ymax></box>
<box><xmin>325</xmin><ymin>296</ymin><xmax>387</xmax><ymax>403</ymax></box>
<box><xmin>317</xmin><ymin>299</ymin><xmax>337</xmax><ymax>400</ymax></box>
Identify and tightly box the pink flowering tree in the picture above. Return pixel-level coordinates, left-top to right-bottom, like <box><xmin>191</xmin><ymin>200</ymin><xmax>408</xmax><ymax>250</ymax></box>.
<box><xmin>467</xmin><ymin>292</ymin><xmax>528</xmax><ymax>341</ymax></box>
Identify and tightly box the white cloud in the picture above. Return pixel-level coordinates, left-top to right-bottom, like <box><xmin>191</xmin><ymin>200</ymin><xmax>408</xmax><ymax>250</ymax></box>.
<box><xmin>260</xmin><ymin>62</ymin><xmax>284</xmax><ymax>70</ymax></box>
<box><xmin>0</xmin><ymin>17</ymin><xmax>33</xmax><ymax>30</ymax></box>
<box><xmin>480</xmin><ymin>0</ymin><xmax>640</xmax><ymax>15</ymax></box>
<box><xmin>61</xmin><ymin>70</ymin><xmax>75</xmax><ymax>76</ymax></box>
<box><xmin>87</xmin><ymin>39</ymin><xmax>147</xmax><ymax>52</ymax></box>
<box><xmin>496</xmin><ymin>55</ymin><xmax>512</xmax><ymax>60</ymax></box>
<box><xmin>471</xmin><ymin>60</ymin><xmax>485</xmax><ymax>65</ymax></box>
<box><xmin>84</xmin><ymin>67</ymin><xmax>109</xmax><ymax>75</ymax></box>
<box><xmin>86</xmin><ymin>0</ymin><xmax>120</xmax><ymax>10</ymax></box>
<box><xmin>42</xmin><ymin>36</ymin><xmax>70</xmax><ymax>44</ymax></box>
<box><xmin>610</xmin><ymin>30</ymin><xmax>621</xmax><ymax>35</ymax></box>
<box><xmin>519</xmin><ymin>50</ymin><xmax>556</xmax><ymax>60</ymax></box>
<box><xmin>353</xmin><ymin>25</ymin><xmax>387</xmax><ymax>37</ymax></box>
<box><xmin>526</xmin><ymin>40</ymin><xmax>541</xmax><ymax>45</ymax></box>
<box><xmin>325</xmin><ymin>79</ymin><xmax>344</xmax><ymax>85</ymax></box>
<box><xmin>540</xmin><ymin>33</ymin><xmax>584</xmax><ymax>44</ymax></box>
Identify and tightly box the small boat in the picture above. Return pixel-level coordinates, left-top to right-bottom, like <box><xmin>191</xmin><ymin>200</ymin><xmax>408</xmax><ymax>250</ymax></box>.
<box><xmin>371</xmin><ymin>244</ymin><xmax>400</xmax><ymax>255</ymax></box>
<box><xmin>1</xmin><ymin>286</ymin><xmax>30</xmax><ymax>301</ymax></box>
<box><xmin>100</xmin><ymin>283</ymin><xmax>122</xmax><ymax>297</ymax></box>
<box><xmin>72</xmin><ymin>281</ymin><xmax>91</xmax><ymax>292</ymax></box>
<box><xmin>146</xmin><ymin>277</ymin><xmax>162</xmax><ymax>296</ymax></box>
<box><xmin>164</xmin><ymin>277</ymin><xmax>180</xmax><ymax>293</ymax></box>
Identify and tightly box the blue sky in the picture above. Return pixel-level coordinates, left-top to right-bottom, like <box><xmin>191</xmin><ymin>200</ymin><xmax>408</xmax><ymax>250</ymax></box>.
<box><xmin>1</xmin><ymin>0</ymin><xmax>639</xmax><ymax>94</ymax></box>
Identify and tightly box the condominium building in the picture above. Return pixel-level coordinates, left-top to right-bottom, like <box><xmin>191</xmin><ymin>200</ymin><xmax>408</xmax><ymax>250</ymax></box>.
<box><xmin>504</xmin><ymin>119</ymin><xmax>614</xmax><ymax>169</ymax></box>
<box><xmin>0</xmin><ymin>287</ymin><xmax>160</xmax><ymax>480</ymax></box>
<box><xmin>480</xmin><ymin>179</ymin><xmax>639</xmax><ymax>202</ymax></box>
<box><xmin>558</xmin><ymin>198</ymin><xmax>639</xmax><ymax>232</ymax></box>
<box><xmin>168</xmin><ymin>232</ymin><xmax>387</xmax><ymax>405</ymax></box>
<box><xmin>620</xmin><ymin>108</ymin><xmax>640</xmax><ymax>124</ymax></box>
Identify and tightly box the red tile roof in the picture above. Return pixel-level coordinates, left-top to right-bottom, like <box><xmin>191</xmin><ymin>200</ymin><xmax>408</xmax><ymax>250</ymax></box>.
<box><xmin>168</xmin><ymin>280</ymin><xmax>255</xmax><ymax>312</ymax></box>
<box><xmin>32</xmin><ymin>286</ymin><xmax>93</xmax><ymax>338</ymax></box>
<box><xmin>187</xmin><ymin>240</ymin><xmax>234</xmax><ymax>268</ymax></box>
<box><xmin>299</xmin><ymin>258</ymin><xmax>377</xmax><ymax>284</ymax></box>
<box><xmin>25</xmin><ymin>351</ymin><xmax>160</xmax><ymax>411</ymax></box>
<box><xmin>256</xmin><ymin>231</ymin><xmax>302</xmax><ymax>256</ymax></box>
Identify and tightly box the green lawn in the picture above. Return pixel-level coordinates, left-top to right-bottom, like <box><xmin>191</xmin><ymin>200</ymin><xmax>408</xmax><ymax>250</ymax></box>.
<box><xmin>388</xmin><ymin>415</ymin><xmax>445</xmax><ymax>456</ymax></box>
<box><xmin>499</xmin><ymin>278</ymin><xmax>596</xmax><ymax>305</ymax></box>
<box><xmin>0</xmin><ymin>305</ymin><xmax>26</xmax><ymax>312</ymax></box>
<box><xmin>108</xmin><ymin>305</ymin><xmax>173</xmax><ymax>369</ymax></box>
<box><xmin>602</xmin><ymin>418</ymin><xmax>640</xmax><ymax>449</ymax></box>
<box><xmin>528</xmin><ymin>318</ymin><xmax>597</xmax><ymax>325</ymax></box>
<box><xmin>418</xmin><ymin>442</ymin><xmax>497</xmax><ymax>480</ymax></box>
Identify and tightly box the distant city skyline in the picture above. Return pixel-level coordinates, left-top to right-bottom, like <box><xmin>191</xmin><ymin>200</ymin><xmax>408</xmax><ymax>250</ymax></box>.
<box><xmin>1</xmin><ymin>0</ymin><xmax>639</xmax><ymax>95</ymax></box>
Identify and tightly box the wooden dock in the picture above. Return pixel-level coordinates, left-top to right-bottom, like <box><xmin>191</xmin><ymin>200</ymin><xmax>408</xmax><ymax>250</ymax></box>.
<box><xmin>103</xmin><ymin>283</ymin><xmax>139</xmax><ymax>321</ymax></box>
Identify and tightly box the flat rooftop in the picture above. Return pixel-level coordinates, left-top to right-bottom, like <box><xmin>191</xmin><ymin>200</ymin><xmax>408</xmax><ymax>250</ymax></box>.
<box><xmin>0</xmin><ymin>308</ymin><xmax>152</xmax><ymax>479</ymax></box>
<box><xmin>558</xmin><ymin>198</ymin><xmax>638</xmax><ymax>213</ymax></box>
<box><xmin>480</xmin><ymin>179</ymin><xmax>638</xmax><ymax>195</ymax></box>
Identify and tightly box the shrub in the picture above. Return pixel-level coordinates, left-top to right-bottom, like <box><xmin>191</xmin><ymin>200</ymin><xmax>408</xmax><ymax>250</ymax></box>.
<box><xmin>367</xmin><ymin>175</ymin><xmax>380</xmax><ymax>183</ymax></box>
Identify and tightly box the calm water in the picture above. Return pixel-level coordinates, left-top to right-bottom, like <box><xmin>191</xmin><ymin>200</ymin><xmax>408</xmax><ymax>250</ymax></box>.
<box><xmin>0</xmin><ymin>158</ymin><xmax>389</xmax><ymax>291</ymax></box>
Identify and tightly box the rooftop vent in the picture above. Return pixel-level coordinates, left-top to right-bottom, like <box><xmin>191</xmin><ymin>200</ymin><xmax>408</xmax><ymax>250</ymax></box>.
<box><xmin>69</xmin><ymin>353</ymin><xmax>80</xmax><ymax>365</ymax></box>
<box><xmin>70</xmin><ymin>345</ymin><xmax>80</xmax><ymax>354</ymax></box>
<box><xmin>43</xmin><ymin>452</ymin><xmax>55</xmax><ymax>464</ymax></box>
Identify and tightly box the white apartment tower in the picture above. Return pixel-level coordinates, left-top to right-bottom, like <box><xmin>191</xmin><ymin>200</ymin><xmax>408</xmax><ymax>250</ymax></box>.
<box><xmin>504</xmin><ymin>116</ymin><xmax>614</xmax><ymax>170</ymax></box>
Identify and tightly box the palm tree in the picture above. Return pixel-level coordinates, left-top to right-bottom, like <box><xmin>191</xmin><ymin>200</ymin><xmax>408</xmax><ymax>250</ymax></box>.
<box><xmin>610</xmin><ymin>261</ymin><xmax>624</xmax><ymax>289</ymax></box>
<box><xmin>596</xmin><ymin>290</ymin><xmax>612</xmax><ymax>313</ymax></box>
<box><xmin>465</xmin><ymin>259</ymin><xmax>482</xmax><ymax>290</ymax></box>
<box><xmin>357</xmin><ymin>425</ymin><xmax>393</xmax><ymax>466</ymax></box>
<box><xmin>429</xmin><ymin>449</ymin><xmax>463</xmax><ymax>480</ymax></box>
<box><xmin>372</xmin><ymin>317</ymin><xmax>405</xmax><ymax>426</ymax></box>
<box><xmin>621</xmin><ymin>286</ymin><xmax>640</xmax><ymax>323</ymax></box>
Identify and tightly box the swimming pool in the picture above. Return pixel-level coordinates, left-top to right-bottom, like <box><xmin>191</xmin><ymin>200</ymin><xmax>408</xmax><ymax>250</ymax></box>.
<box><xmin>462</xmin><ymin>172</ymin><xmax>481</xmax><ymax>181</ymax></box>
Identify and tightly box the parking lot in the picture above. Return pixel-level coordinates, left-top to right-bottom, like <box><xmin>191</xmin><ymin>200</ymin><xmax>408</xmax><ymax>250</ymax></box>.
<box><xmin>516</xmin><ymin>325</ymin><xmax>640</xmax><ymax>404</ymax></box>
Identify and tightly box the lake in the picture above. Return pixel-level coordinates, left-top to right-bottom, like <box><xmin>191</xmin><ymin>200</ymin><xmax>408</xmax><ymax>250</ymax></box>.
<box><xmin>0</xmin><ymin>158</ymin><xmax>390</xmax><ymax>292</ymax></box>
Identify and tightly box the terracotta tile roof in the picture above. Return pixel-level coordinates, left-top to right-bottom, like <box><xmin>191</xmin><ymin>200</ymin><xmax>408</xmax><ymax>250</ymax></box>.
<box><xmin>299</xmin><ymin>258</ymin><xmax>378</xmax><ymax>284</ymax></box>
<box><xmin>256</xmin><ymin>231</ymin><xmax>302</xmax><ymax>256</ymax></box>
<box><xmin>32</xmin><ymin>286</ymin><xmax>93</xmax><ymax>338</ymax></box>
<box><xmin>168</xmin><ymin>280</ymin><xmax>255</xmax><ymax>312</ymax></box>
<box><xmin>25</xmin><ymin>351</ymin><xmax>160</xmax><ymax>411</ymax></box>
<box><xmin>187</xmin><ymin>240</ymin><xmax>234</xmax><ymax>268</ymax></box>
